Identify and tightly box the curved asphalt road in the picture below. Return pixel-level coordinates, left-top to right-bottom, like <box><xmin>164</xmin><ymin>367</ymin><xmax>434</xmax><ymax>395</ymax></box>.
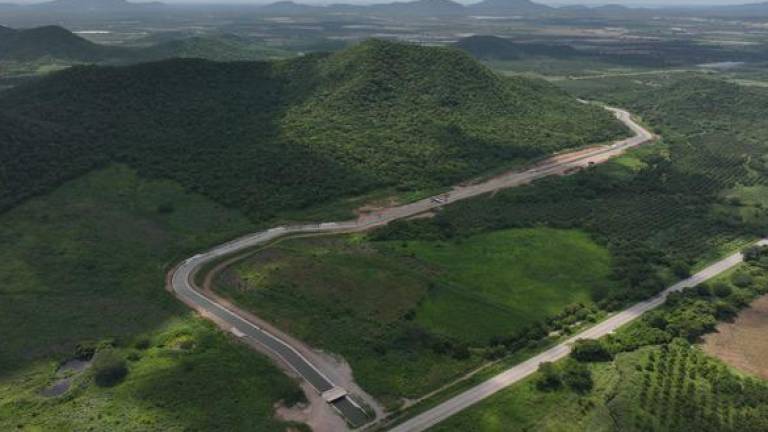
<box><xmin>170</xmin><ymin>106</ymin><xmax>653</xmax><ymax>428</ymax></box>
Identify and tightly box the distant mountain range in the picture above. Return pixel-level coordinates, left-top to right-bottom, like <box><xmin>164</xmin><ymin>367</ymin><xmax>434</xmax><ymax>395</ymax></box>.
<box><xmin>34</xmin><ymin>0</ymin><xmax>162</xmax><ymax>9</ymax></box>
<box><xmin>234</xmin><ymin>0</ymin><xmax>768</xmax><ymax>18</ymax></box>
<box><xmin>2</xmin><ymin>0</ymin><xmax>768</xmax><ymax>18</ymax></box>
<box><xmin>0</xmin><ymin>0</ymin><xmax>163</xmax><ymax>18</ymax></box>
<box><xmin>469</xmin><ymin>0</ymin><xmax>550</xmax><ymax>15</ymax></box>
<box><xmin>257</xmin><ymin>0</ymin><xmax>552</xmax><ymax>16</ymax></box>
<box><xmin>0</xmin><ymin>0</ymin><xmax>555</xmax><ymax>17</ymax></box>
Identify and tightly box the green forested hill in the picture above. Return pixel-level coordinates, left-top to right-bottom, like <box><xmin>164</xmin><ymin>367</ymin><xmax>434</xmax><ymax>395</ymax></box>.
<box><xmin>0</xmin><ymin>25</ymin><xmax>290</xmax><ymax>63</ymax></box>
<box><xmin>0</xmin><ymin>39</ymin><xmax>625</xmax><ymax>220</ymax></box>
<box><xmin>0</xmin><ymin>25</ymin><xmax>122</xmax><ymax>61</ymax></box>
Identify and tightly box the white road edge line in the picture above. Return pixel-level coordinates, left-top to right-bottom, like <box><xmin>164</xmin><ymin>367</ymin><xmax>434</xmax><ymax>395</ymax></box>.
<box><xmin>385</xmin><ymin>245</ymin><xmax>768</xmax><ymax>432</ymax></box>
<box><xmin>169</xmin><ymin>104</ymin><xmax>655</xmax><ymax>428</ymax></box>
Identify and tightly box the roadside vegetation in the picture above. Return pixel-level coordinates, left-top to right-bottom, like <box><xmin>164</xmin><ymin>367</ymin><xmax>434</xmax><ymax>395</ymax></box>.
<box><xmin>0</xmin><ymin>165</ymin><xmax>304</xmax><ymax>431</ymax></box>
<box><xmin>213</xmin><ymin>228</ymin><xmax>617</xmax><ymax>408</ymax></box>
<box><xmin>433</xmin><ymin>249</ymin><xmax>768</xmax><ymax>432</ymax></box>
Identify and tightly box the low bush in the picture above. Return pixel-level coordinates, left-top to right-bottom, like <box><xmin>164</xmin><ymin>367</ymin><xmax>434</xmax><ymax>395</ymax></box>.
<box><xmin>92</xmin><ymin>349</ymin><xmax>128</xmax><ymax>387</ymax></box>
<box><xmin>571</xmin><ymin>339</ymin><xmax>613</xmax><ymax>362</ymax></box>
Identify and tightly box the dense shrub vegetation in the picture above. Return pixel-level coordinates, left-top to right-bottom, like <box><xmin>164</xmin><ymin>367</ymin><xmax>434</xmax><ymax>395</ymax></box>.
<box><xmin>570</xmin><ymin>339</ymin><xmax>613</xmax><ymax>362</ymax></box>
<box><xmin>536</xmin><ymin>359</ymin><xmax>593</xmax><ymax>394</ymax></box>
<box><xmin>608</xmin><ymin>247</ymin><xmax>768</xmax><ymax>353</ymax></box>
<box><xmin>0</xmin><ymin>39</ymin><xmax>624</xmax><ymax>221</ymax></box>
<box><xmin>0</xmin><ymin>166</ymin><xmax>304</xmax><ymax>431</ymax></box>
<box><xmin>91</xmin><ymin>349</ymin><xmax>128</xmax><ymax>387</ymax></box>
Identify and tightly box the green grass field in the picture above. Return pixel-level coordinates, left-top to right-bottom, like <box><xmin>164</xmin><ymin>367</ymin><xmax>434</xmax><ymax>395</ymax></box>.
<box><xmin>0</xmin><ymin>165</ymin><xmax>304</xmax><ymax>431</ymax></box>
<box><xmin>404</xmin><ymin>229</ymin><xmax>617</xmax><ymax>343</ymax></box>
<box><xmin>432</xmin><ymin>265</ymin><xmax>768</xmax><ymax>432</ymax></box>
<box><xmin>214</xmin><ymin>227</ymin><xmax>617</xmax><ymax>407</ymax></box>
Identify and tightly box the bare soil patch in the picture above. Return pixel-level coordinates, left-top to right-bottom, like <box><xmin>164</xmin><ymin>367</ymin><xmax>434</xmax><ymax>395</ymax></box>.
<box><xmin>275</xmin><ymin>382</ymin><xmax>349</xmax><ymax>432</ymax></box>
<box><xmin>40</xmin><ymin>358</ymin><xmax>92</xmax><ymax>397</ymax></box>
<box><xmin>355</xmin><ymin>196</ymin><xmax>401</xmax><ymax>218</ymax></box>
<box><xmin>702</xmin><ymin>294</ymin><xmax>768</xmax><ymax>379</ymax></box>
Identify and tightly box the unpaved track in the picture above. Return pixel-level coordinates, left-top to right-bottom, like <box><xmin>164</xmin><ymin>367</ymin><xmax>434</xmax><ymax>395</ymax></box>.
<box><xmin>168</xmin><ymin>106</ymin><xmax>653</xmax><ymax>429</ymax></box>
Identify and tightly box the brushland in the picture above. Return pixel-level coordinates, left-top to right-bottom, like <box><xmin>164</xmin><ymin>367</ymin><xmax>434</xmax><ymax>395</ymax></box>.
<box><xmin>0</xmin><ymin>166</ymin><xmax>307</xmax><ymax>431</ymax></box>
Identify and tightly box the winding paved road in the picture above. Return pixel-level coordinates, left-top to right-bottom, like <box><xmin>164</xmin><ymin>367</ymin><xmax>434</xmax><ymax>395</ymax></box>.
<box><xmin>169</xmin><ymin>106</ymin><xmax>653</xmax><ymax>428</ymax></box>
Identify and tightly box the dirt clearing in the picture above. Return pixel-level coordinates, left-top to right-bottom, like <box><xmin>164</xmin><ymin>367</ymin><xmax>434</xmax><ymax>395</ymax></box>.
<box><xmin>702</xmin><ymin>294</ymin><xmax>768</xmax><ymax>379</ymax></box>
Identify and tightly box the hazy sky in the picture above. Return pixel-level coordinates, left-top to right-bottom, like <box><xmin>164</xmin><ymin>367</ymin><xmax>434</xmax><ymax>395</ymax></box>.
<box><xmin>5</xmin><ymin>0</ymin><xmax>760</xmax><ymax>7</ymax></box>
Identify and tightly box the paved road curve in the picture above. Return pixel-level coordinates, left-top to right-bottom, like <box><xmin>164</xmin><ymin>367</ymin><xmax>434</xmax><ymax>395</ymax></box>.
<box><xmin>388</xmin><ymin>241</ymin><xmax>768</xmax><ymax>432</ymax></box>
<box><xmin>169</xmin><ymin>106</ymin><xmax>653</xmax><ymax>428</ymax></box>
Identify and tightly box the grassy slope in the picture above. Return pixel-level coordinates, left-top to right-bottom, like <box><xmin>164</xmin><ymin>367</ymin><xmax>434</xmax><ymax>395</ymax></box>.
<box><xmin>214</xmin><ymin>228</ymin><xmax>616</xmax><ymax>406</ymax></box>
<box><xmin>0</xmin><ymin>165</ymin><xmax>302</xmax><ymax>431</ymax></box>
<box><xmin>0</xmin><ymin>39</ymin><xmax>626</xmax><ymax>221</ymax></box>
